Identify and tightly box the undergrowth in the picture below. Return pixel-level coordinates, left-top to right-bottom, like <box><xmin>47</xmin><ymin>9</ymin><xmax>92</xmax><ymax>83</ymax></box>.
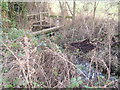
<box><xmin>0</xmin><ymin>2</ymin><xmax>119</xmax><ymax>89</ymax></box>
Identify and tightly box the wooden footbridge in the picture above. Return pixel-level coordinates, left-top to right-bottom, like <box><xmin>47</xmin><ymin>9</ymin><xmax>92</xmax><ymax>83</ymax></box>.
<box><xmin>27</xmin><ymin>11</ymin><xmax>72</xmax><ymax>36</ymax></box>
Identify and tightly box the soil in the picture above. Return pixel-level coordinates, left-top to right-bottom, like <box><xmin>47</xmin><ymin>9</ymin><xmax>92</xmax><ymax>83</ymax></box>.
<box><xmin>69</xmin><ymin>39</ymin><xmax>96</xmax><ymax>53</ymax></box>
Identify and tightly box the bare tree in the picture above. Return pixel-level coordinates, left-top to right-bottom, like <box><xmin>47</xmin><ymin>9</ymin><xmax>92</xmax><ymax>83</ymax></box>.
<box><xmin>72</xmin><ymin>0</ymin><xmax>76</xmax><ymax>41</ymax></box>
<box><xmin>72</xmin><ymin>0</ymin><xmax>76</xmax><ymax>26</ymax></box>
<box><xmin>92</xmin><ymin>2</ymin><xmax>99</xmax><ymax>39</ymax></box>
<box><xmin>65</xmin><ymin>2</ymin><xmax>73</xmax><ymax>16</ymax></box>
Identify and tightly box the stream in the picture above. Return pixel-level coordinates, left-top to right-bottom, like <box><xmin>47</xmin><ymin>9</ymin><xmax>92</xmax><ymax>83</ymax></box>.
<box><xmin>75</xmin><ymin>57</ymin><xmax>117</xmax><ymax>85</ymax></box>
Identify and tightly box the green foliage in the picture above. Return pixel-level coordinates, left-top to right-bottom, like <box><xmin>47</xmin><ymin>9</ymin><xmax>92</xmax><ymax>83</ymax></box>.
<box><xmin>1</xmin><ymin>2</ymin><xmax>12</xmax><ymax>29</ymax></box>
<box><xmin>2</xmin><ymin>18</ymin><xmax>11</xmax><ymax>23</ymax></box>
<box><xmin>83</xmin><ymin>85</ymin><xmax>92</xmax><ymax>88</ymax></box>
<box><xmin>68</xmin><ymin>77</ymin><xmax>83</xmax><ymax>88</ymax></box>
<box><xmin>8</xmin><ymin>28</ymin><xmax>25</xmax><ymax>40</ymax></box>
<box><xmin>52</xmin><ymin>67</ymin><xmax>59</xmax><ymax>76</ymax></box>
<box><xmin>97</xmin><ymin>75</ymin><xmax>106</xmax><ymax>86</ymax></box>
<box><xmin>2</xmin><ymin>68</ymin><xmax>9</xmax><ymax>73</ymax></box>
<box><xmin>18</xmin><ymin>52</ymin><xmax>25</xmax><ymax>57</ymax></box>
<box><xmin>33</xmin><ymin>82</ymin><xmax>40</xmax><ymax>87</ymax></box>
<box><xmin>4</xmin><ymin>79</ymin><xmax>13</xmax><ymax>88</ymax></box>
<box><xmin>68</xmin><ymin>77</ymin><xmax>94</xmax><ymax>88</ymax></box>
<box><xmin>10</xmin><ymin>20</ymin><xmax>17</xmax><ymax>28</ymax></box>
<box><xmin>32</xmin><ymin>38</ymin><xmax>38</xmax><ymax>46</ymax></box>
<box><xmin>3</xmin><ymin>78</ymin><xmax>23</xmax><ymax>88</ymax></box>
<box><xmin>11</xmin><ymin>42</ymin><xmax>21</xmax><ymax>48</ymax></box>
<box><xmin>1</xmin><ymin>2</ymin><xmax>9</xmax><ymax>12</ymax></box>
<box><xmin>12</xmin><ymin>78</ymin><xmax>19</xmax><ymax>87</ymax></box>
<box><xmin>76</xmin><ymin>65</ymin><xmax>86</xmax><ymax>71</ymax></box>
<box><xmin>33</xmin><ymin>82</ymin><xmax>44</xmax><ymax>88</ymax></box>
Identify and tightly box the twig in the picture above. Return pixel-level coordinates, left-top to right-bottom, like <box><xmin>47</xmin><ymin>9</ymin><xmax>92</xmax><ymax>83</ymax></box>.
<box><xmin>2</xmin><ymin>41</ymin><xmax>29</xmax><ymax>85</ymax></box>
<box><xmin>23</xmin><ymin>36</ymin><xmax>32</xmax><ymax>88</ymax></box>
<box><xmin>107</xmin><ymin>21</ymin><xmax>112</xmax><ymax>80</ymax></box>
<box><xmin>101</xmin><ymin>59</ymin><xmax>110</xmax><ymax>81</ymax></box>
<box><xmin>88</xmin><ymin>50</ymin><xmax>96</xmax><ymax>81</ymax></box>
<box><xmin>104</xmin><ymin>81</ymin><xmax>115</xmax><ymax>88</ymax></box>
<box><xmin>46</xmin><ymin>48</ymin><xmax>89</xmax><ymax>80</ymax></box>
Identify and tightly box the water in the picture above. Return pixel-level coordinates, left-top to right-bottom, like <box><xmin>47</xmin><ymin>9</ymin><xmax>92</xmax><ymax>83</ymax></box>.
<box><xmin>75</xmin><ymin>60</ymin><xmax>117</xmax><ymax>84</ymax></box>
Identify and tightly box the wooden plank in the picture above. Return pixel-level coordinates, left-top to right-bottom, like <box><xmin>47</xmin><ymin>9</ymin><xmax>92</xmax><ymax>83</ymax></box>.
<box><xmin>32</xmin><ymin>26</ymin><xmax>63</xmax><ymax>36</ymax></box>
<box><xmin>44</xmin><ymin>14</ymin><xmax>73</xmax><ymax>19</ymax></box>
<box><xmin>27</xmin><ymin>12</ymin><xmax>48</xmax><ymax>17</ymax></box>
<box><xmin>33</xmin><ymin>25</ymin><xmax>51</xmax><ymax>27</ymax></box>
<box><xmin>32</xmin><ymin>20</ymin><xmax>49</xmax><ymax>24</ymax></box>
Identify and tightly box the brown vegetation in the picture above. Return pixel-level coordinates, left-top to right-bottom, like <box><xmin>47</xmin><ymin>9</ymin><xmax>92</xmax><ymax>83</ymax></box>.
<box><xmin>1</xmin><ymin>2</ymin><xmax>119</xmax><ymax>88</ymax></box>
